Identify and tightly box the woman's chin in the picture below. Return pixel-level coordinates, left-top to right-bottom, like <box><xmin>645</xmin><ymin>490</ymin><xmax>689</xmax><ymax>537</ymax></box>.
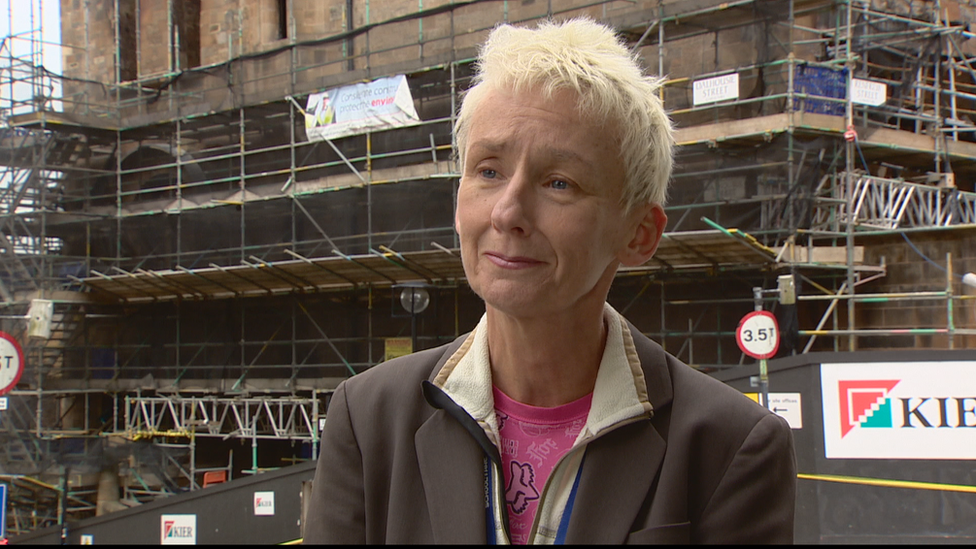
<box><xmin>481</xmin><ymin>291</ymin><xmax>552</xmax><ymax>319</ymax></box>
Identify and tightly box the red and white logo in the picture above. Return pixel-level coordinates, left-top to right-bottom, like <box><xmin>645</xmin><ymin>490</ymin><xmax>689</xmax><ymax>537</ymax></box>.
<box><xmin>838</xmin><ymin>379</ymin><xmax>900</xmax><ymax>437</ymax></box>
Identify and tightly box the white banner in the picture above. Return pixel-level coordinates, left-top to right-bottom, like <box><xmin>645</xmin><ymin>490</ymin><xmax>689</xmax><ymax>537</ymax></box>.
<box><xmin>693</xmin><ymin>73</ymin><xmax>739</xmax><ymax>106</ymax></box>
<box><xmin>304</xmin><ymin>75</ymin><xmax>421</xmax><ymax>141</ymax></box>
<box><xmin>821</xmin><ymin>361</ymin><xmax>976</xmax><ymax>459</ymax></box>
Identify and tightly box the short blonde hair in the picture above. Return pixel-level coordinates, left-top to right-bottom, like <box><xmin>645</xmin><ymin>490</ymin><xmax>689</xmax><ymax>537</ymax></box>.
<box><xmin>455</xmin><ymin>17</ymin><xmax>675</xmax><ymax>208</ymax></box>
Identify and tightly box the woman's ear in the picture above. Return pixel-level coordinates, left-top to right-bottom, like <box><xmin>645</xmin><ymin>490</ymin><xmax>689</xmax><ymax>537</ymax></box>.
<box><xmin>618</xmin><ymin>203</ymin><xmax>667</xmax><ymax>267</ymax></box>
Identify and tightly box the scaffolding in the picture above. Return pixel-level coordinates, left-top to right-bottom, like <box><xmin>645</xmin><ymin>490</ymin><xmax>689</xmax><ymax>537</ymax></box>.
<box><xmin>1</xmin><ymin>0</ymin><xmax>976</xmax><ymax>537</ymax></box>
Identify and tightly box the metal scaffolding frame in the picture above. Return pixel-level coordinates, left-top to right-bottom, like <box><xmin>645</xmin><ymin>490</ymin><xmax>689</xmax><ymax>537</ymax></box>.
<box><xmin>121</xmin><ymin>394</ymin><xmax>320</xmax><ymax>475</ymax></box>
<box><xmin>812</xmin><ymin>173</ymin><xmax>976</xmax><ymax>231</ymax></box>
<box><xmin>1</xmin><ymin>0</ymin><xmax>976</xmax><ymax>537</ymax></box>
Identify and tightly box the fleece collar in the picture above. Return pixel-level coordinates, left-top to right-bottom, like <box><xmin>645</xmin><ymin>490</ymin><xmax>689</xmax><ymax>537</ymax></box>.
<box><xmin>432</xmin><ymin>302</ymin><xmax>654</xmax><ymax>446</ymax></box>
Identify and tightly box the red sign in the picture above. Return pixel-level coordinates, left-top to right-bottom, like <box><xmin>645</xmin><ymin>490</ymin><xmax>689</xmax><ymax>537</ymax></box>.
<box><xmin>0</xmin><ymin>331</ymin><xmax>25</xmax><ymax>396</ymax></box>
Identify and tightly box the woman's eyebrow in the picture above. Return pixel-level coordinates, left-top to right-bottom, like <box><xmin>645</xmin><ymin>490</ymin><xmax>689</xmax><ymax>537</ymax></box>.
<box><xmin>470</xmin><ymin>139</ymin><xmax>589</xmax><ymax>164</ymax></box>
<box><xmin>544</xmin><ymin>147</ymin><xmax>587</xmax><ymax>165</ymax></box>
<box><xmin>467</xmin><ymin>139</ymin><xmax>507</xmax><ymax>155</ymax></box>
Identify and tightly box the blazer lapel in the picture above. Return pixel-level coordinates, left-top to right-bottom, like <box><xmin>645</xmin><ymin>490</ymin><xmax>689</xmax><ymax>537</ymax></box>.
<box><xmin>563</xmin><ymin>322</ymin><xmax>675</xmax><ymax>544</ymax></box>
<box><xmin>415</xmin><ymin>409</ymin><xmax>488</xmax><ymax>544</ymax></box>
<box><xmin>564</xmin><ymin>421</ymin><xmax>667</xmax><ymax>544</ymax></box>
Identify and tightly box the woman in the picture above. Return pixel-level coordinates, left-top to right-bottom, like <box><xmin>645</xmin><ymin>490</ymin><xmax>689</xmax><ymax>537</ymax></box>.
<box><xmin>304</xmin><ymin>17</ymin><xmax>796</xmax><ymax>545</ymax></box>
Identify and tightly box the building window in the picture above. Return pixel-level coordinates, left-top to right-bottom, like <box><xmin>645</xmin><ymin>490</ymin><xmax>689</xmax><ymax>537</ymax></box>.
<box><xmin>172</xmin><ymin>0</ymin><xmax>201</xmax><ymax>70</ymax></box>
<box><xmin>277</xmin><ymin>0</ymin><xmax>289</xmax><ymax>40</ymax></box>
<box><xmin>116</xmin><ymin>0</ymin><xmax>138</xmax><ymax>81</ymax></box>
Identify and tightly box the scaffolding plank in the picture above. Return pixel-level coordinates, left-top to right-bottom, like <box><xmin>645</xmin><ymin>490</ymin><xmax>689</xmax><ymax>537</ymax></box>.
<box><xmin>77</xmin><ymin>228</ymin><xmax>796</xmax><ymax>302</ymax></box>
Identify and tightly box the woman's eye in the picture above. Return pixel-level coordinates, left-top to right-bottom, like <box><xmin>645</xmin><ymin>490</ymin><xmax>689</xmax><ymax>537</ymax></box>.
<box><xmin>479</xmin><ymin>169</ymin><xmax>497</xmax><ymax>179</ymax></box>
<box><xmin>550</xmin><ymin>179</ymin><xmax>570</xmax><ymax>190</ymax></box>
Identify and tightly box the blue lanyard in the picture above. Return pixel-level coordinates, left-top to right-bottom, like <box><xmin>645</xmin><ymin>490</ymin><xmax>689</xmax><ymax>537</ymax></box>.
<box><xmin>554</xmin><ymin>454</ymin><xmax>586</xmax><ymax>545</ymax></box>
<box><xmin>485</xmin><ymin>456</ymin><xmax>496</xmax><ymax>545</ymax></box>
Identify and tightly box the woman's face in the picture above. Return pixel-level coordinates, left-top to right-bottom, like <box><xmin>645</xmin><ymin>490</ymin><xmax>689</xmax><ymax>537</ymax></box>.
<box><xmin>455</xmin><ymin>86</ymin><xmax>656</xmax><ymax>320</ymax></box>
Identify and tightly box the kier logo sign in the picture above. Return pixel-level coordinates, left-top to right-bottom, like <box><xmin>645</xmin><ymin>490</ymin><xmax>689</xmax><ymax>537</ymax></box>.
<box><xmin>254</xmin><ymin>491</ymin><xmax>275</xmax><ymax>516</ymax></box>
<box><xmin>161</xmin><ymin>515</ymin><xmax>196</xmax><ymax>545</ymax></box>
<box><xmin>822</xmin><ymin>362</ymin><xmax>976</xmax><ymax>459</ymax></box>
<box><xmin>838</xmin><ymin>379</ymin><xmax>901</xmax><ymax>437</ymax></box>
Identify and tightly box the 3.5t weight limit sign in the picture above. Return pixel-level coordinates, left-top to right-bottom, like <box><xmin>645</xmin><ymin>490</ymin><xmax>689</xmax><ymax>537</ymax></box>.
<box><xmin>736</xmin><ymin>311</ymin><xmax>780</xmax><ymax>360</ymax></box>
<box><xmin>0</xmin><ymin>331</ymin><xmax>25</xmax><ymax>396</ymax></box>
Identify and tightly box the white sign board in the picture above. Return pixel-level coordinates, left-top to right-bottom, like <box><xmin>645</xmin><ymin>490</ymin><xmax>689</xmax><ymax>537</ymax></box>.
<box><xmin>851</xmin><ymin>78</ymin><xmax>887</xmax><ymax>106</ymax></box>
<box><xmin>744</xmin><ymin>392</ymin><xmax>803</xmax><ymax>429</ymax></box>
<box><xmin>304</xmin><ymin>75</ymin><xmax>421</xmax><ymax>141</ymax></box>
<box><xmin>821</xmin><ymin>361</ymin><xmax>976</xmax><ymax>459</ymax></box>
<box><xmin>161</xmin><ymin>514</ymin><xmax>196</xmax><ymax>545</ymax></box>
<box><xmin>0</xmin><ymin>397</ymin><xmax>7</xmax><ymax>411</ymax></box>
<box><xmin>768</xmin><ymin>392</ymin><xmax>802</xmax><ymax>429</ymax></box>
<box><xmin>254</xmin><ymin>491</ymin><xmax>275</xmax><ymax>516</ymax></box>
<box><xmin>735</xmin><ymin>311</ymin><xmax>780</xmax><ymax>359</ymax></box>
<box><xmin>693</xmin><ymin>73</ymin><xmax>739</xmax><ymax>106</ymax></box>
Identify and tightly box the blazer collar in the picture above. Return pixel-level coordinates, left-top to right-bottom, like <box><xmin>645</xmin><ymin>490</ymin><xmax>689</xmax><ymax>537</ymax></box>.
<box><xmin>626</xmin><ymin>319</ymin><xmax>675</xmax><ymax>413</ymax></box>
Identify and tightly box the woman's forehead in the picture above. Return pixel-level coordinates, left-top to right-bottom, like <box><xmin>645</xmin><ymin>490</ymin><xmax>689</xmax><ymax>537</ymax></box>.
<box><xmin>466</xmin><ymin>87</ymin><xmax>616</xmax><ymax>148</ymax></box>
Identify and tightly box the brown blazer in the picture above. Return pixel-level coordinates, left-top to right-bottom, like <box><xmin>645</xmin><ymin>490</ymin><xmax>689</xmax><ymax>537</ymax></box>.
<box><xmin>304</xmin><ymin>324</ymin><xmax>796</xmax><ymax>544</ymax></box>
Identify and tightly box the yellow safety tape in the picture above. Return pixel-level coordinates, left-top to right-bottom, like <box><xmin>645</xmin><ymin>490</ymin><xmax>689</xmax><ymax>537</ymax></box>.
<box><xmin>798</xmin><ymin>473</ymin><xmax>976</xmax><ymax>494</ymax></box>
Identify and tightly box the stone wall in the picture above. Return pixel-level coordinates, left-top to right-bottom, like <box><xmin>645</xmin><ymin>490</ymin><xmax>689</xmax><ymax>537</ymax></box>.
<box><xmin>58</xmin><ymin>1</ymin><xmax>975</xmax><ymax>83</ymax></box>
<box><xmin>58</xmin><ymin>0</ymin><xmax>861</xmax><ymax>125</ymax></box>
<box><xmin>60</xmin><ymin>0</ymin><xmax>116</xmax><ymax>83</ymax></box>
<box><xmin>59</xmin><ymin>0</ymin><xmax>673</xmax><ymax>120</ymax></box>
<box><xmin>857</xmin><ymin>228</ymin><xmax>976</xmax><ymax>350</ymax></box>
<box><xmin>199</xmin><ymin>0</ymin><xmax>237</xmax><ymax>65</ymax></box>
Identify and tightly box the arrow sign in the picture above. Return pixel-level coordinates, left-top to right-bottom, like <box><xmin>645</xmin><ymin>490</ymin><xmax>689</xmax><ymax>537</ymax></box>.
<box><xmin>744</xmin><ymin>392</ymin><xmax>803</xmax><ymax>429</ymax></box>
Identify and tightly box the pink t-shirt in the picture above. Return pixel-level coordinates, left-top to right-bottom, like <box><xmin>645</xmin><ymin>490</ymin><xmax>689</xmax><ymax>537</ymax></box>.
<box><xmin>493</xmin><ymin>386</ymin><xmax>592</xmax><ymax>544</ymax></box>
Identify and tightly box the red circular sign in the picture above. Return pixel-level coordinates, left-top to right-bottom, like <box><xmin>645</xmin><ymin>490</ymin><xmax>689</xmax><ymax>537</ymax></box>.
<box><xmin>735</xmin><ymin>311</ymin><xmax>780</xmax><ymax>360</ymax></box>
<box><xmin>0</xmin><ymin>331</ymin><xmax>25</xmax><ymax>396</ymax></box>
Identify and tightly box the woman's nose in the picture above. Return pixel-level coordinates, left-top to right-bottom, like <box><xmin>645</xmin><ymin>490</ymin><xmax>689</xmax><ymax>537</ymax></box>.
<box><xmin>490</xmin><ymin>173</ymin><xmax>534</xmax><ymax>236</ymax></box>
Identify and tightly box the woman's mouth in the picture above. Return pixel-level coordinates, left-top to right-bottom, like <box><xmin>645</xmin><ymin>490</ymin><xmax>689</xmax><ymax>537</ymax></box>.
<box><xmin>484</xmin><ymin>252</ymin><xmax>544</xmax><ymax>269</ymax></box>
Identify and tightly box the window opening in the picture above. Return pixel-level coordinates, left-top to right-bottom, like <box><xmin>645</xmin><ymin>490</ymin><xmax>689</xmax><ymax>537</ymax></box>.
<box><xmin>277</xmin><ymin>0</ymin><xmax>289</xmax><ymax>40</ymax></box>
<box><xmin>117</xmin><ymin>0</ymin><xmax>138</xmax><ymax>81</ymax></box>
<box><xmin>172</xmin><ymin>0</ymin><xmax>201</xmax><ymax>70</ymax></box>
